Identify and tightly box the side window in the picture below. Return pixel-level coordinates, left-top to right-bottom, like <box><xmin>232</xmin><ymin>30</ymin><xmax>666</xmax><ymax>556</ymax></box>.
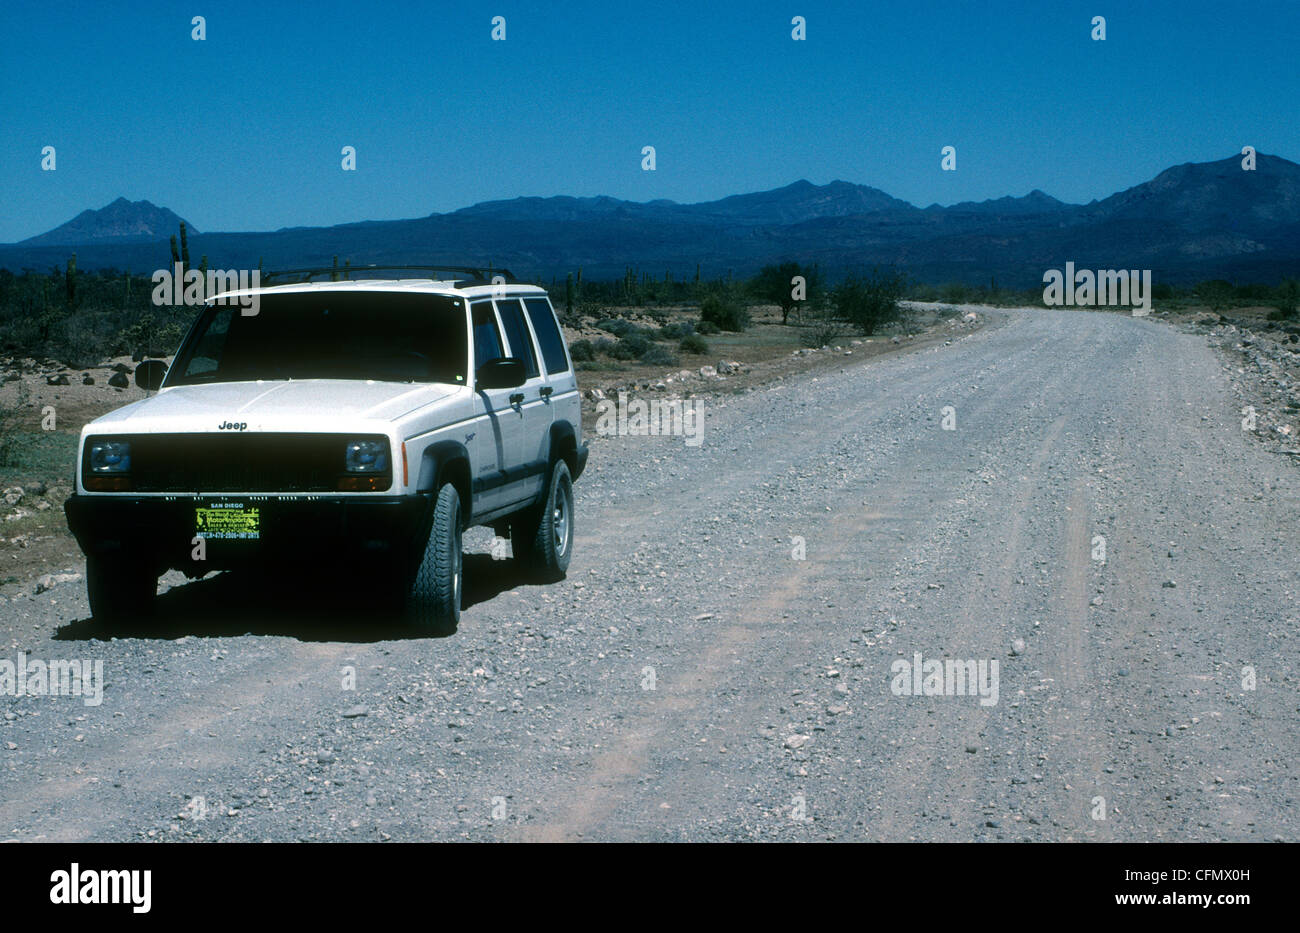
<box><xmin>471</xmin><ymin>302</ymin><xmax>504</xmax><ymax>371</ymax></box>
<box><xmin>524</xmin><ymin>297</ymin><xmax>570</xmax><ymax>375</ymax></box>
<box><xmin>494</xmin><ymin>298</ymin><xmax>540</xmax><ymax>379</ymax></box>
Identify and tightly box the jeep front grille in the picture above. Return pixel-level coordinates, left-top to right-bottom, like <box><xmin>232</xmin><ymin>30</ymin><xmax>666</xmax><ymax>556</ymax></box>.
<box><xmin>83</xmin><ymin>433</ymin><xmax>391</xmax><ymax>493</ymax></box>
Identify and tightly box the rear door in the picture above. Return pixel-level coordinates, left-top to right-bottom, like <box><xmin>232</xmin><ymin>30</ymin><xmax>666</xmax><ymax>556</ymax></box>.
<box><xmin>523</xmin><ymin>295</ymin><xmax>579</xmax><ymax>448</ymax></box>
<box><xmin>493</xmin><ymin>296</ymin><xmax>551</xmax><ymax>505</ymax></box>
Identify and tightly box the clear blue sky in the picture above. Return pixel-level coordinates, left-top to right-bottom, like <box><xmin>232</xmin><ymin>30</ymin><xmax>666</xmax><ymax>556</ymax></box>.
<box><xmin>1</xmin><ymin>0</ymin><xmax>1296</xmax><ymax>241</ymax></box>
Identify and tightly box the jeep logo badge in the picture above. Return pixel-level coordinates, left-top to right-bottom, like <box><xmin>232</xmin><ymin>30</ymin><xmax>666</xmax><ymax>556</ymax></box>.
<box><xmin>218</xmin><ymin>421</ymin><xmax>248</xmax><ymax>431</ymax></box>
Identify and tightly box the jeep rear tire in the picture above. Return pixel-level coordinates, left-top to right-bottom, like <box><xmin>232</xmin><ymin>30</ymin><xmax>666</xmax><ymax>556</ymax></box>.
<box><xmin>86</xmin><ymin>556</ymin><xmax>157</xmax><ymax>628</ymax></box>
<box><xmin>513</xmin><ymin>460</ymin><xmax>573</xmax><ymax>580</ymax></box>
<box><xmin>407</xmin><ymin>482</ymin><xmax>462</xmax><ymax>634</ymax></box>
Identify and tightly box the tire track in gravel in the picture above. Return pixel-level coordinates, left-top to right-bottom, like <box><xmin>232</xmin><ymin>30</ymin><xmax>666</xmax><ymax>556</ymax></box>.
<box><xmin>520</xmin><ymin>316</ymin><xmax>1080</xmax><ymax>841</ymax></box>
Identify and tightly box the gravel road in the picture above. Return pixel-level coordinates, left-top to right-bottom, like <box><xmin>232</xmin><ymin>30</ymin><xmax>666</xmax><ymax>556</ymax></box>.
<box><xmin>2</xmin><ymin>308</ymin><xmax>1296</xmax><ymax>842</ymax></box>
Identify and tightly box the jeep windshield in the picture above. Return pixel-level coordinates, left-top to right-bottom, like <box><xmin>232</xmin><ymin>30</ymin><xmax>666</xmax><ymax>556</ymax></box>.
<box><xmin>168</xmin><ymin>292</ymin><xmax>469</xmax><ymax>386</ymax></box>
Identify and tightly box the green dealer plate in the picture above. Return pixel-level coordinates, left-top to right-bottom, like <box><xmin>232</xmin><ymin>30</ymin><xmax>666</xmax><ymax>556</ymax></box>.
<box><xmin>195</xmin><ymin>503</ymin><xmax>260</xmax><ymax>540</ymax></box>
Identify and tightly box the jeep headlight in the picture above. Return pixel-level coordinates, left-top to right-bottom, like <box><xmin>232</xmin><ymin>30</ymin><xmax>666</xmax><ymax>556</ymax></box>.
<box><xmin>344</xmin><ymin>439</ymin><xmax>389</xmax><ymax>473</ymax></box>
<box><xmin>89</xmin><ymin>440</ymin><xmax>131</xmax><ymax>473</ymax></box>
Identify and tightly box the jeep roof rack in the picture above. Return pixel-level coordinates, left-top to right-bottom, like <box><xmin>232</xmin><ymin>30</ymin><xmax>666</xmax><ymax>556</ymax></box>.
<box><xmin>262</xmin><ymin>264</ymin><xmax>517</xmax><ymax>286</ymax></box>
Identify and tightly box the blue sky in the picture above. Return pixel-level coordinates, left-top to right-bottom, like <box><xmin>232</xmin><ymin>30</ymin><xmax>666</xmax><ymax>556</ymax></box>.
<box><xmin>1</xmin><ymin>0</ymin><xmax>1296</xmax><ymax>241</ymax></box>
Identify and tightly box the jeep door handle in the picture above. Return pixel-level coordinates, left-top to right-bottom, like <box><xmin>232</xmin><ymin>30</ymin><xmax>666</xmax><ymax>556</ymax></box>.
<box><xmin>509</xmin><ymin>393</ymin><xmax>525</xmax><ymax>406</ymax></box>
<box><xmin>539</xmin><ymin>385</ymin><xmax>553</xmax><ymax>398</ymax></box>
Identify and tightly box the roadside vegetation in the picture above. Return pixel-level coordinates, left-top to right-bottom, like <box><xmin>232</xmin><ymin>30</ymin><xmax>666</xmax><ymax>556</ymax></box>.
<box><xmin>2</xmin><ymin>218</ymin><xmax>1294</xmax><ymax>373</ymax></box>
<box><xmin>903</xmin><ymin>278</ymin><xmax>1300</xmax><ymax>317</ymax></box>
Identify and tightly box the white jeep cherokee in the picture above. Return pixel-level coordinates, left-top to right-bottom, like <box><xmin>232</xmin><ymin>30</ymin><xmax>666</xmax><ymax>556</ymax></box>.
<box><xmin>64</xmin><ymin>271</ymin><xmax>587</xmax><ymax>633</ymax></box>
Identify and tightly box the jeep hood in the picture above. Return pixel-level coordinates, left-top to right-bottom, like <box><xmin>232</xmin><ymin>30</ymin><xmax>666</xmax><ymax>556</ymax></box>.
<box><xmin>85</xmin><ymin>379</ymin><xmax>461</xmax><ymax>433</ymax></box>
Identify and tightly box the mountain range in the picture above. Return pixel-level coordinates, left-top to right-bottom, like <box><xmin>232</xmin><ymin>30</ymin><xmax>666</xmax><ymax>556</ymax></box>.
<box><xmin>3</xmin><ymin>153</ymin><xmax>1297</xmax><ymax>287</ymax></box>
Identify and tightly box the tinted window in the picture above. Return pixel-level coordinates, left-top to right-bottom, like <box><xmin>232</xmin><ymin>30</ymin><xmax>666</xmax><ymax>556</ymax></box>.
<box><xmin>171</xmin><ymin>293</ymin><xmax>468</xmax><ymax>385</ymax></box>
<box><xmin>525</xmin><ymin>298</ymin><xmax>570</xmax><ymax>374</ymax></box>
<box><xmin>472</xmin><ymin>302</ymin><xmax>505</xmax><ymax>370</ymax></box>
<box><xmin>495</xmin><ymin>298</ymin><xmax>539</xmax><ymax>379</ymax></box>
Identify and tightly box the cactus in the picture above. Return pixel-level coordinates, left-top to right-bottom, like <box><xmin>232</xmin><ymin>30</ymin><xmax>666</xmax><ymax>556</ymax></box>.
<box><xmin>199</xmin><ymin>255</ymin><xmax>208</xmax><ymax>301</ymax></box>
<box><xmin>344</xmin><ymin>260</ymin><xmax>350</xmax><ymax>280</ymax></box>
<box><xmin>695</xmin><ymin>263</ymin><xmax>701</xmax><ymax>285</ymax></box>
<box><xmin>331</xmin><ymin>256</ymin><xmax>339</xmax><ymax>282</ymax></box>
<box><xmin>179</xmin><ymin>222</ymin><xmax>190</xmax><ymax>272</ymax></box>
<box><xmin>170</xmin><ymin>235</ymin><xmax>180</xmax><ymax>267</ymax></box>
<box><xmin>65</xmin><ymin>253</ymin><xmax>77</xmax><ymax>310</ymax></box>
<box><xmin>565</xmin><ymin>272</ymin><xmax>574</xmax><ymax>315</ymax></box>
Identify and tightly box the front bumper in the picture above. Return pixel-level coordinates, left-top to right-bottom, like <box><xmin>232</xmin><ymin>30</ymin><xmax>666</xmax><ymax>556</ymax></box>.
<box><xmin>64</xmin><ymin>493</ymin><xmax>433</xmax><ymax>572</ymax></box>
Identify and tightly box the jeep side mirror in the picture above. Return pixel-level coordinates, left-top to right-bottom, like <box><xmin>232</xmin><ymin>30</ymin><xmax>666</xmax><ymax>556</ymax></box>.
<box><xmin>136</xmin><ymin>359</ymin><xmax>168</xmax><ymax>391</ymax></box>
<box><xmin>476</xmin><ymin>357</ymin><xmax>526</xmax><ymax>390</ymax></box>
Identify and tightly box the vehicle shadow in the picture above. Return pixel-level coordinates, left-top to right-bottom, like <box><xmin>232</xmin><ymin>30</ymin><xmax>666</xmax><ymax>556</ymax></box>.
<box><xmin>52</xmin><ymin>552</ymin><xmax>548</xmax><ymax>642</ymax></box>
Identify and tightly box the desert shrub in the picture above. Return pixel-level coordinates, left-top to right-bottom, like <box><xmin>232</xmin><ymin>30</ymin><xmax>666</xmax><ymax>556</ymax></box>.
<box><xmin>801</xmin><ymin>306</ymin><xmax>848</xmax><ymax>348</ymax></box>
<box><xmin>695</xmin><ymin>320</ymin><xmax>720</xmax><ymax>335</ymax></box>
<box><xmin>611</xmin><ymin>334</ymin><xmax>651</xmax><ymax>360</ymax></box>
<box><xmin>658</xmin><ymin>321</ymin><xmax>695</xmax><ymax>339</ymax></box>
<box><xmin>1197</xmin><ymin>280</ymin><xmax>1235</xmax><ymax>312</ymax></box>
<box><xmin>834</xmin><ymin>268</ymin><xmax>906</xmax><ymax>336</ymax></box>
<box><xmin>56</xmin><ymin>314</ymin><xmax>113</xmax><ymax>368</ymax></box>
<box><xmin>1273</xmin><ymin>279</ymin><xmax>1299</xmax><ymax>318</ymax></box>
<box><xmin>0</xmin><ymin>317</ymin><xmax>41</xmax><ymax>355</ymax></box>
<box><xmin>940</xmin><ymin>282</ymin><xmax>972</xmax><ymax>304</ymax></box>
<box><xmin>699</xmin><ymin>294</ymin><xmax>750</xmax><ymax>332</ymax></box>
<box><xmin>639</xmin><ymin>344</ymin><xmax>678</xmax><ymax>366</ymax></box>
<box><xmin>0</xmin><ymin>382</ymin><xmax>34</xmax><ymax>468</ymax></box>
<box><xmin>679</xmin><ymin>333</ymin><xmax>709</xmax><ymax>355</ymax></box>
<box><xmin>569</xmin><ymin>339</ymin><xmax>596</xmax><ymax>362</ymax></box>
<box><xmin>591</xmin><ymin>337</ymin><xmax>616</xmax><ymax>356</ymax></box>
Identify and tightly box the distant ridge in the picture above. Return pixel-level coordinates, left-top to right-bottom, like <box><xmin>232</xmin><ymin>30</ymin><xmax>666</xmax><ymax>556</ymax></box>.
<box><xmin>4</xmin><ymin>153</ymin><xmax>1298</xmax><ymax>286</ymax></box>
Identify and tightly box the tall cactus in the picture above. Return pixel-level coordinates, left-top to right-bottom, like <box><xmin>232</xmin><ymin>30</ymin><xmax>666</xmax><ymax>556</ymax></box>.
<box><xmin>170</xmin><ymin>235</ymin><xmax>180</xmax><ymax>267</ymax></box>
<box><xmin>199</xmin><ymin>255</ymin><xmax>208</xmax><ymax>301</ymax></box>
<box><xmin>179</xmin><ymin>222</ymin><xmax>190</xmax><ymax>272</ymax></box>
<box><xmin>565</xmin><ymin>272</ymin><xmax>574</xmax><ymax>315</ymax></box>
<box><xmin>65</xmin><ymin>253</ymin><xmax>77</xmax><ymax>310</ymax></box>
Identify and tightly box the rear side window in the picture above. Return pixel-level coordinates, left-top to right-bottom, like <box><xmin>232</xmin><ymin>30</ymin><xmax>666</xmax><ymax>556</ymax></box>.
<box><xmin>494</xmin><ymin>298</ymin><xmax>540</xmax><ymax>379</ymax></box>
<box><xmin>525</xmin><ymin>297</ymin><xmax>570</xmax><ymax>375</ymax></box>
<box><xmin>472</xmin><ymin>302</ymin><xmax>504</xmax><ymax>369</ymax></box>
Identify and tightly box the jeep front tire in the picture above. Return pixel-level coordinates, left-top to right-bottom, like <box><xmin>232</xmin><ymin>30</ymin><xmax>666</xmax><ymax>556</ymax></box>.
<box><xmin>86</xmin><ymin>556</ymin><xmax>157</xmax><ymax>627</ymax></box>
<box><xmin>407</xmin><ymin>482</ymin><xmax>462</xmax><ymax>634</ymax></box>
